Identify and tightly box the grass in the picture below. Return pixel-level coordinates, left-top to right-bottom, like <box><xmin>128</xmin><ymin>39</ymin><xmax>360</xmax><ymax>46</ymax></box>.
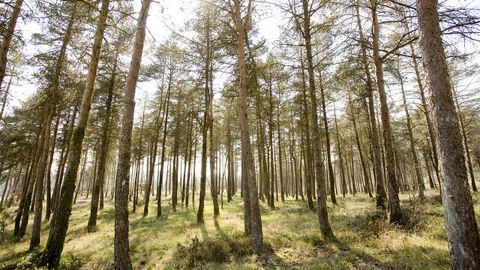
<box><xmin>0</xmin><ymin>190</ymin><xmax>478</xmax><ymax>269</ymax></box>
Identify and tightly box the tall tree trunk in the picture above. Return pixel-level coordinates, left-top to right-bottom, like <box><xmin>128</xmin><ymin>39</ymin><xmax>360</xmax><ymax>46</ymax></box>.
<box><xmin>452</xmin><ymin>89</ymin><xmax>477</xmax><ymax>192</ymax></box>
<box><xmin>30</xmin><ymin>2</ymin><xmax>77</xmax><ymax>249</ymax></box>
<box><xmin>300</xmin><ymin>55</ymin><xmax>314</xmax><ymax>210</ymax></box>
<box><xmin>143</xmin><ymin>71</ymin><xmax>166</xmax><ymax>216</ymax></box>
<box><xmin>370</xmin><ymin>0</ymin><xmax>402</xmax><ymax>223</ymax></box>
<box><xmin>113</xmin><ymin>1</ymin><xmax>151</xmax><ymax>269</ymax></box>
<box><xmin>87</xmin><ymin>55</ymin><xmax>117</xmax><ymax>231</ymax></box>
<box><xmin>209</xmin><ymin>65</ymin><xmax>220</xmax><ymax>217</ymax></box>
<box><xmin>319</xmin><ymin>73</ymin><xmax>336</xmax><ymax>204</ymax></box>
<box><xmin>398</xmin><ymin>67</ymin><xmax>425</xmax><ymax>200</ymax></box>
<box><xmin>233</xmin><ymin>0</ymin><xmax>263</xmax><ymax>253</ymax></box>
<box><xmin>277</xmin><ymin>95</ymin><xmax>285</xmax><ymax>203</ymax></box>
<box><xmin>156</xmin><ymin>70</ymin><xmax>172</xmax><ymax>218</ymax></box>
<box><xmin>333</xmin><ymin>106</ymin><xmax>347</xmax><ymax>197</ymax></box>
<box><xmin>417</xmin><ymin>1</ymin><xmax>480</xmax><ymax>267</ymax></box>
<box><xmin>349</xmin><ymin>94</ymin><xmax>372</xmax><ymax>197</ymax></box>
<box><xmin>301</xmin><ymin>0</ymin><xmax>333</xmax><ymax>238</ymax></box>
<box><xmin>41</xmin><ymin>1</ymin><xmax>110</xmax><ymax>267</ymax></box>
<box><xmin>45</xmin><ymin>113</ymin><xmax>61</xmax><ymax>220</ymax></box>
<box><xmin>355</xmin><ymin>1</ymin><xmax>386</xmax><ymax>209</ymax></box>
<box><xmin>410</xmin><ymin>44</ymin><xmax>442</xmax><ymax>185</ymax></box>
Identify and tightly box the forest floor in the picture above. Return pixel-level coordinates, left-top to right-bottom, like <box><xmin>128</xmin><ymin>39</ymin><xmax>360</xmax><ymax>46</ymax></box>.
<box><xmin>1</xmin><ymin>190</ymin><xmax>479</xmax><ymax>270</ymax></box>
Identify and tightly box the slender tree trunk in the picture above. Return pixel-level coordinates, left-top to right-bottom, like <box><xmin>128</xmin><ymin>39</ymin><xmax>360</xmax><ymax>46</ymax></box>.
<box><xmin>398</xmin><ymin>67</ymin><xmax>425</xmax><ymax>200</ymax></box>
<box><xmin>453</xmin><ymin>90</ymin><xmax>477</xmax><ymax>192</ymax></box>
<box><xmin>301</xmin><ymin>0</ymin><xmax>333</xmax><ymax>238</ymax></box>
<box><xmin>349</xmin><ymin>94</ymin><xmax>372</xmax><ymax>198</ymax></box>
<box><xmin>277</xmin><ymin>96</ymin><xmax>285</xmax><ymax>203</ymax></box>
<box><xmin>87</xmin><ymin>55</ymin><xmax>117</xmax><ymax>231</ymax></box>
<box><xmin>157</xmin><ymin>70</ymin><xmax>172</xmax><ymax>218</ymax></box>
<box><xmin>319</xmin><ymin>73</ymin><xmax>336</xmax><ymax>204</ymax></box>
<box><xmin>41</xmin><ymin>1</ymin><xmax>110</xmax><ymax>267</ymax></box>
<box><xmin>113</xmin><ymin>1</ymin><xmax>151</xmax><ymax>269</ymax></box>
<box><xmin>300</xmin><ymin>55</ymin><xmax>315</xmax><ymax>210</ymax></box>
<box><xmin>45</xmin><ymin>113</ymin><xmax>61</xmax><ymax>220</ymax></box>
<box><xmin>333</xmin><ymin>106</ymin><xmax>347</xmax><ymax>197</ymax></box>
<box><xmin>370</xmin><ymin>1</ymin><xmax>402</xmax><ymax>223</ymax></box>
<box><xmin>355</xmin><ymin>2</ymin><xmax>386</xmax><ymax>209</ymax></box>
<box><xmin>143</xmin><ymin>72</ymin><xmax>166</xmax><ymax>217</ymax></box>
<box><xmin>410</xmin><ymin>45</ymin><xmax>442</xmax><ymax>185</ymax></box>
<box><xmin>30</xmin><ymin>108</ymin><xmax>54</xmax><ymax>250</ymax></box>
<box><xmin>417</xmin><ymin>1</ymin><xmax>480</xmax><ymax>267</ymax></box>
<box><xmin>233</xmin><ymin>0</ymin><xmax>263</xmax><ymax>253</ymax></box>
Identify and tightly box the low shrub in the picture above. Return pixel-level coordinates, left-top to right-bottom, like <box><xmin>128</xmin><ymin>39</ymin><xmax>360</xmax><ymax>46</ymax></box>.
<box><xmin>171</xmin><ymin>235</ymin><xmax>253</xmax><ymax>269</ymax></box>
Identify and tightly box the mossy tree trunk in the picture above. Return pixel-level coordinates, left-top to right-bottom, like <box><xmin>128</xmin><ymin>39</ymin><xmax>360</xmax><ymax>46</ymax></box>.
<box><xmin>41</xmin><ymin>0</ymin><xmax>110</xmax><ymax>267</ymax></box>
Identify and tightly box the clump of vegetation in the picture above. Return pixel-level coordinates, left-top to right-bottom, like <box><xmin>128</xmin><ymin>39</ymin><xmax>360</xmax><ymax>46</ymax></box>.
<box><xmin>12</xmin><ymin>251</ymin><xmax>82</xmax><ymax>270</ymax></box>
<box><xmin>0</xmin><ymin>211</ymin><xmax>13</xmax><ymax>242</ymax></box>
<box><xmin>346</xmin><ymin>209</ymin><xmax>387</xmax><ymax>238</ymax></box>
<box><xmin>171</xmin><ymin>235</ymin><xmax>253</xmax><ymax>269</ymax></box>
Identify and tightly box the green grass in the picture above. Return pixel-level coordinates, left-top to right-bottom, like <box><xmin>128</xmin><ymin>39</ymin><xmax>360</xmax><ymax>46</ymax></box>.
<box><xmin>0</xmin><ymin>190</ymin><xmax>478</xmax><ymax>269</ymax></box>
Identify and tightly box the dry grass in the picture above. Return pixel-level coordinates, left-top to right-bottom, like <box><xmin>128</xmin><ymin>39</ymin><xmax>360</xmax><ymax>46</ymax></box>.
<box><xmin>0</xmin><ymin>189</ymin><xmax>478</xmax><ymax>269</ymax></box>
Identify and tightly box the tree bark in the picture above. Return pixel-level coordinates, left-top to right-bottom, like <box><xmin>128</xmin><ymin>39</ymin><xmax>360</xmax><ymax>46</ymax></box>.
<box><xmin>87</xmin><ymin>54</ymin><xmax>117</xmax><ymax>231</ymax></box>
<box><xmin>301</xmin><ymin>0</ymin><xmax>333</xmax><ymax>238</ymax></box>
<box><xmin>113</xmin><ymin>1</ymin><xmax>151</xmax><ymax>269</ymax></box>
<box><xmin>355</xmin><ymin>1</ymin><xmax>386</xmax><ymax>209</ymax></box>
<box><xmin>233</xmin><ymin>0</ymin><xmax>263</xmax><ymax>253</ymax></box>
<box><xmin>417</xmin><ymin>0</ymin><xmax>480</xmax><ymax>268</ymax></box>
<box><xmin>41</xmin><ymin>1</ymin><xmax>110</xmax><ymax>267</ymax></box>
<box><xmin>319</xmin><ymin>73</ymin><xmax>336</xmax><ymax>204</ymax></box>
<box><xmin>370</xmin><ymin>0</ymin><xmax>402</xmax><ymax>223</ymax></box>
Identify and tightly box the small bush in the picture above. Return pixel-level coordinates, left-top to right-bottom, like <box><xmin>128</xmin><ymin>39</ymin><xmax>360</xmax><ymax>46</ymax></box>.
<box><xmin>0</xmin><ymin>211</ymin><xmax>13</xmax><ymax>242</ymax></box>
<box><xmin>347</xmin><ymin>209</ymin><xmax>387</xmax><ymax>238</ymax></box>
<box><xmin>171</xmin><ymin>235</ymin><xmax>253</xmax><ymax>269</ymax></box>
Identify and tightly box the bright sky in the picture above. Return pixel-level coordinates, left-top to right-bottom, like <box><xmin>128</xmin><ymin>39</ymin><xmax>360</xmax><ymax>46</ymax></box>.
<box><xmin>4</xmin><ymin>0</ymin><xmax>480</xmax><ymax>117</ymax></box>
<box><xmin>6</xmin><ymin>0</ymin><xmax>283</xmax><ymax>114</ymax></box>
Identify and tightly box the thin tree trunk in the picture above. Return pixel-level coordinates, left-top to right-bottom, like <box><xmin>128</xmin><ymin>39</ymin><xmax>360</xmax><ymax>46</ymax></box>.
<box><xmin>301</xmin><ymin>0</ymin><xmax>333</xmax><ymax>238</ymax></box>
<box><xmin>410</xmin><ymin>44</ymin><xmax>442</xmax><ymax>185</ymax></box>
<box><xmin>453</xmin><ymin>89</ymin><xmax>477</xmax><ymax>192</ymax></box>
<box><xmin>113</xmin><ymin>1</ymin><xmax>151</xmax><ymax>269</ymax></box>
<box><xmin>398</xmin><ymin>67</ymin><xmax>425</xmax><ymax>200</ymax></box>
<box><xmin>370</xmin><ymin>0</ymin><xmax>402</xmax><ymax>223</ymax></box>
<box><xmin>157</xmin><ymin>70</ymin><xmax>172</xmax><ymax>218</ymax></box>
<box><xmin>41</xmin><ymin>1</ymin><xmax>110</xmax><ymax>267</ymax></box>
<box><xmin>319</xmin><ymin>73</ymin><xmax>336</xmax><ymax>204</ymax></box>
<box><xmin>233</xmin><ymin>0</ymin><xmax>263</xmax><ymax>253</ymax></box>
<box><xmin>87</xmin><ymin>55</ymin><xmax>117</xmax><ymax>231</ymax></box>
<box><xmin>355</xmin><ymin>1</ymin><xmax>386</xmax><ymax>209</ymax></box>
